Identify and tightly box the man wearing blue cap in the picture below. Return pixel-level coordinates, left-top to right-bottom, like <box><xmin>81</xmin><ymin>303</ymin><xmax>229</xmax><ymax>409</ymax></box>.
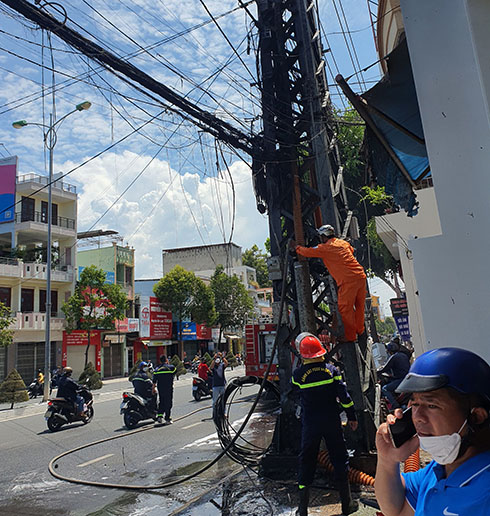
<box><xmin>375</xmin><ymin>347</ymin><xmax>490</xmax><ymax>516</ymax></box>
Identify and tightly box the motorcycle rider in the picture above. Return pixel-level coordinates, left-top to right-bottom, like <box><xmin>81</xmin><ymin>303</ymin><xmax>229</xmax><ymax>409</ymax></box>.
<box><xmin>198</xmin><ymin>357</ymin><xmax>212</xmax><ymax>391</ymax></box>
<box><xmin>153</xmin><ymin>355</ymin><xmax>176</xmax><ymax>425</ymax></box>
<box><xmin>132</xmin><ymin>361</ymin><xmax>156</xmax><ymax>411</ymax></box>
<box><xmin>378</xmin><ymin>338</ymin><xmax>410</xmax><ymax>409</ymax></box>
<box><xmin>56</xmin><ymin>367</ymin><xmax>85</xmax><ymax>417</ymax></box>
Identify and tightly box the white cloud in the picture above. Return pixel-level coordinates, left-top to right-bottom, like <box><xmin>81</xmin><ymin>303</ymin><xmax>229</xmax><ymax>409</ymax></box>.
<box><xmin>66</xmin><ymin>149</ymin><xmax>268</xmax><ymax>278</ymax></box>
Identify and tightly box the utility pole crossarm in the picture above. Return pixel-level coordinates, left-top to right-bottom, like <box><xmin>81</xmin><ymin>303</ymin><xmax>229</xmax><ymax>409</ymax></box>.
<box><xmin>2</xmin><ymin>0</ymin><xmax>254</xmax><ymax>156</ymax></box>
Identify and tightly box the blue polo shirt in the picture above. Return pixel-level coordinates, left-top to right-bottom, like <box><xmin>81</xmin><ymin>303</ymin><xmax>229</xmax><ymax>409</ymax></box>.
<box><xmin>402</xmin><ymin>451</ymin><xmax>490</xmax><ymax>515</ymax></box>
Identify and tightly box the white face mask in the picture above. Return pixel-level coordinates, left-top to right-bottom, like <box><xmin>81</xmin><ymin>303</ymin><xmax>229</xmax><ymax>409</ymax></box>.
<box><xmin>418</xmin><ymin>419</ymin><xmax>467</xmax><ymax>465</ymax></box>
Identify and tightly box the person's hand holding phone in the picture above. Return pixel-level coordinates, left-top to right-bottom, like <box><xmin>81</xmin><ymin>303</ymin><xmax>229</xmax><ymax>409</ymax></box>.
<box><xmin>376</xmin><ymin>408</ymin><xmax>419</xmax><ymax>464</ymax></box>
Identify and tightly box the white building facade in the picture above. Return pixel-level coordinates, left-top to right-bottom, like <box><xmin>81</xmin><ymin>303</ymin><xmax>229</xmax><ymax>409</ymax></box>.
<box><xmin>373</xmin><ymin>0</ymin><xmax>490</xmax><ymax>362</ymax></box>
<box><xmin>0</xmin><ymin>159</ymin><xmax>77</xmax><ymax>382</ymax></box>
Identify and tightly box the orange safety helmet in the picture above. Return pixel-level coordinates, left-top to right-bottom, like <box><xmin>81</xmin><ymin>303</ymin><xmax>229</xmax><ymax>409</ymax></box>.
<box><xmin>295</xmin><ymin>332</ymin><xmax>326</xmax><ymax>359</ymax></box>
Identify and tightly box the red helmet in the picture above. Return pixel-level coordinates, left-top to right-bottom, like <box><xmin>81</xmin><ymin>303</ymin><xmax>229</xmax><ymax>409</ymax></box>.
<box><xmin>296</xmin><ymin>332</ymin><xmax>326</xmax><ymax>359</ymax></box>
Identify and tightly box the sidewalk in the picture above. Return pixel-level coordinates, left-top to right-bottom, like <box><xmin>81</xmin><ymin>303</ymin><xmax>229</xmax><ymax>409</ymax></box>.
<box><xmin>0</xmin><ymin>366</ymin><xmax>246</xmax><ymax>422</ymax></box>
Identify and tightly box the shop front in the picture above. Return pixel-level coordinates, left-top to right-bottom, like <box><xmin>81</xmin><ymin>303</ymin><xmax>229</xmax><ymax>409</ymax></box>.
<box><xmin>174</xmin><ymin>322</ymin><xmax>213</xmax><ymax>357</ymax></box>
<box><xmin>62</xmin><ymin>330</ymin><xmax>102</xmax><ymax>379</ymax></box>
<box><xmin>136</xmin><ymin>296</ymin><xmax>173</xmax><ymax>363</ymax></box>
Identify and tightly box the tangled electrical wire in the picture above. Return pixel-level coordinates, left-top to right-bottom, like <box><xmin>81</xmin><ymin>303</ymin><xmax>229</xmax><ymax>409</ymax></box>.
<box><xmin>213</xmin><ymin>375</ymin><xmax>281</xmax><ymax>468</ymax></box>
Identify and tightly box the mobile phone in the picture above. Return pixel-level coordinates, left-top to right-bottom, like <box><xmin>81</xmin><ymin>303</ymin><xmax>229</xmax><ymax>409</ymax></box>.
<box><xmin>389</xmin><ymin>407</ymin><xmax>416</xmax><ymax>448</ymax></box>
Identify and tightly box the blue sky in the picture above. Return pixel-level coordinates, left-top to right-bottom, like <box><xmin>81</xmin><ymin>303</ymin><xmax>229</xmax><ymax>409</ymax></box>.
<box><xmin>0</xmin><ymin>0</ymin><xmax>393</xmax><ymax>304</ymax></box>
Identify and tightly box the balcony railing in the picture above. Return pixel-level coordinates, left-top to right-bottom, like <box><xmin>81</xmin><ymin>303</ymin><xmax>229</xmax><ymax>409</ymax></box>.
<box><xmin>9</xmin><ymin>312</ymin><xmax>65</xmax><ymax>331</ymax></box>
<box><xmin>0</xmin><ymin>257</ymin><xmax>22</xmax><ymax>277</ymax></box>
<box><xmin>17</xmin><ymin>173</ymin><xmax>77</xmax><ymax>193</ymax></box>
<box><xmin>0</xmin><ymin>261</ymin><xmax>73</xmax><ymax>282</ymax></box>
<box><xmin>15</xmin><ymin>211</ymin><xmax>75</xmax><ymax>230</ymax></box>
<box><xmin>23</xmin><ymin>262</ymin><xmax>74</xmax><ymax>282</ymax></box>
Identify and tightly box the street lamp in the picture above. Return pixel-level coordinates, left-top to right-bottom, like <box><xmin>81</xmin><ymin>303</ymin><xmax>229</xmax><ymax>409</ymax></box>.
<box><xmin>12</xmin><ymin>101</ymin><xmax>91</xmax><ymax>401</ymax></box>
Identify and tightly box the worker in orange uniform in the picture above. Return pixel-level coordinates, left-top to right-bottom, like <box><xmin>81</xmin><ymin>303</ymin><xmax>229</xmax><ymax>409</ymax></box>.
<box><xmin>292</xmin><ymin>224</ymin><xmax>367</xmax><ymax>343</ymax></box>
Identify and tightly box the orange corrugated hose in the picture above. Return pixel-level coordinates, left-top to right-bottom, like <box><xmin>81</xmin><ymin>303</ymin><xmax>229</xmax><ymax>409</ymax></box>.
<box><xmin>317</xmin><ymin>450</ymin><xmax>375</xmax><ymax>487</ymax></box>
<box><xmin>403</xmin><ymin>448</ymin><xmax>420</xmax><ymax>473</ymax></box>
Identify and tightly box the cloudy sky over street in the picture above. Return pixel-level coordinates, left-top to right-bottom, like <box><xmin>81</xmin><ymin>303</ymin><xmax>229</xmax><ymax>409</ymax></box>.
<box><xmin>0</xmin><ymin>0</ymin><xmax>393</xmax><ymax>305</ymax></box>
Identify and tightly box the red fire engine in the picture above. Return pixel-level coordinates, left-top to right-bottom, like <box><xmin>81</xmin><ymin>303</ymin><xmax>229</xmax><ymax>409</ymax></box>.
<box><xmin>245</xmin><ymin>323</ymin><xmax>333</xmax><ymax>379</ymax></box>
<box><xmin>245</xmin><ymin>323</ymin><xmax>278</xmax><ymax>378</ymax></box>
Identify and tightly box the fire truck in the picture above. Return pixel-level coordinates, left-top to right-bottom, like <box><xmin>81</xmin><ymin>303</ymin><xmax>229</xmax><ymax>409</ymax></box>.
<box><xmin>244</xmin><ymin>323</ymin><xmax>278</xmax><ymax>379</ymax></box>
<box><xmin>245</xmin><ymin>323</ymin><xmax>334</xmax><ymax>380</ymax></box>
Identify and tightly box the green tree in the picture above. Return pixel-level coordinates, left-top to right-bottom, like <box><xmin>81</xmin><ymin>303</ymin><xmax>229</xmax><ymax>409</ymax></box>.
<box><xmin>62</xmin><ymin>265</ymin><xmax>128</xmax><ymax>367</ymax></box>
<box><xmin>375</xmin><ymin>316</ymin><xmax>397</xmax><ymax>338</ymax></box>
<box><xmin>170</xmin><ymin>355</ymin><xmax>187</xmax><ymax>379</ymax></box>
<box><xmin>153</xmin><ymin>266</ymin><xmax>216</xmax><ymax>358</ymax></box>
<box><xmin>0</xmin><ymin>301</ymin><xmax>14</xmax><ymax>349</ymax></box>
<box><xmin>335</xmin><ymin>107</ymin><xmax>404</xmax><ymax>295</ymax></box>
<box><xmin>367</xmin><ymin>218</ymin><xmax>403</xmax><ymax>297</ymax></box>
<box><xmin>0</xmin><ymin>369</ymin><xmax>28</xmax><ymax>408</ymax></box>
<box><xmin>79</xmin><ymin>361</ymin><xmax>103</xmax><ymax>390</ymax></box>
<box><xmin>202</xmin><ymin>351</ymin><xmax>213</xmax><ymax>368</ymax></box>
<box><xmin>226</xmin><ymin>350</ymin><xmax>238</xmax><ymax>369</ymax></box>
<box><xmin>242</xmin><ymin>244</ymin><xmax>271</xmax><ymax>287</ymax></box>
<box><xmin>210</xmin><ymin>265</ymin><xmax>254</xmax><ymax>350</ymax></box>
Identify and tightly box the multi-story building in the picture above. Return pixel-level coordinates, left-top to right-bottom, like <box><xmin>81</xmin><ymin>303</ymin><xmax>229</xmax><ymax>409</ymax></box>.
<box><xmin>0</xmin><ymin>156</ymin><xmax>77</xmax><ymax>382</ymax></box>
<box><xmin>162</xmin><ymin>242</ymin><xmax>242</xmax><ymax>274</ymax></box>
<box><xmin>161</xmin><ymin>242</ymin><xmax>260</xmax><ymax>355</ymax></box>
<box><xmin>76</xmin><ymin>233</ymin><xmax>136</xmax><ymax>377</ymax></box>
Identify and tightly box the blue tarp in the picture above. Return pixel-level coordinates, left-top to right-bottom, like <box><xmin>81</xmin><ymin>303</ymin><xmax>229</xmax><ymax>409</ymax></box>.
<box><xmin>361</xmin><ymin>38</ymin><xmax>429</xmax><ymax>216</ymax></box>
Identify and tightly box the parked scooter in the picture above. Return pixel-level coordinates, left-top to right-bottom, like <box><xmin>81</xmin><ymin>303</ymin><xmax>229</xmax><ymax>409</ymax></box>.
<box><xmin>120</xmin><ymin>391</ymin><xmax>157</xmax><ymax>429</ymax></box>
<box><xmin>44</xmin><ymin>385</ymin><xmax>94</xmax><ymax>432</ymax></box>
<box><xmin>28</xmin><ymin>379</ymin><xmax>44</xmax><ymax>399</ymax></box>
<box><xmin>192</xmin><ymin>376</ymin><xmax>212</xmax><ymax>401</ymax></box>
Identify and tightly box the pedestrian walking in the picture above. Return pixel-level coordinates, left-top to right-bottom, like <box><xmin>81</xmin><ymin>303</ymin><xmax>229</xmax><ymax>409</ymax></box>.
<box><xmin>153</xmin><ymin>355</ymin><xmax>176</xmax><ymax>425</ymax></box>
<box><xmin>292</xmin><ymin>225</ymin><xmax>367</xmax><ymax>343</ymax></box>
<box><xmin>210</xmin><ymin>352</ymin><xmax>228</xmax><ymax>407</ymax></box>
<box><xmin>292</xmin><ymin>332</ymin><xmax>359</xmax><ymax>516</ymax></box>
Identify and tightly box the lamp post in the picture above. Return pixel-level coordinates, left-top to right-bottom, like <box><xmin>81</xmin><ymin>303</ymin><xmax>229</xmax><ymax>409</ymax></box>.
<box><xmin>13</xmin><ymin>101</ymin><xmax>91</xmax><ymax>401</ymax></box>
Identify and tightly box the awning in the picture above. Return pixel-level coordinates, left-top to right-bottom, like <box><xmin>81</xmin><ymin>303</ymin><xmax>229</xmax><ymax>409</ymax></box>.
<box><xmin>141</xmin><ymin>340</ymin><xmax>172</xmax><ymax>347</ymax></box>
<box><xmin>337</xmin><ymin>38</ymin><xmax>429</xmax><ymax>216</ymax></box>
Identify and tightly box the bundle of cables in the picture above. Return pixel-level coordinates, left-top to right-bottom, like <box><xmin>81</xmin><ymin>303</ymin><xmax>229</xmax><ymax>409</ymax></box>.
<box><xmin>213</xmin><ymin>375</ymin><xmax>280</xmax><ymax>468</ymax></box>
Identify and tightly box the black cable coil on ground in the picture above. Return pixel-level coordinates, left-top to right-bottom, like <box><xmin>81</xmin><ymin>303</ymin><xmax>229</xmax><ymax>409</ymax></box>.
<box><xmin>213</xmin><ymin>375</ymin><xmax>281</xmax><ymax>468</ymax></box>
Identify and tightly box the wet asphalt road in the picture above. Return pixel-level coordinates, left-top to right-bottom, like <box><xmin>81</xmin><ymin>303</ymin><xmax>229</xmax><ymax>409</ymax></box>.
<box><xmin>0</xmin><ymin>366</ymin><xmax>263</xmax><ymax>516</ymax></box>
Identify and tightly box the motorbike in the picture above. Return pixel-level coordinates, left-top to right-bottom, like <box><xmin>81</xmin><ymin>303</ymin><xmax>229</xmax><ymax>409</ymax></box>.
<box><xmin>192</xmin><ymin>376</ymin><xmax>212</xmax><ymax>401</ymax></box>
<box><xmin>377</xmin><ymin>372</ymin><xmax>410</xmax><ymax>413</ymax></box>
<box><xmin>44</xmin><ymin>386</ymin><xmax>94</xmax><ymax>432</ymax></box>
<box><xmin>28</xmin><ymin>379</ymin><xmax>44</xmax><ymax>399</ymax></box>
<box><xmin>120</xmin><ymin>391</ymin><xmax>157</xmax><ymax>429</ymax></box>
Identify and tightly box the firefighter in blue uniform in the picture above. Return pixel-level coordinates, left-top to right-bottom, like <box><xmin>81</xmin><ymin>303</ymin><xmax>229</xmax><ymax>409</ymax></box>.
<box><xmin>292</xmin><ymin>332</ymin><xmax>359</xmax><ymax>516</ymax></box>
<box><xmin>153</xmin><ymin>355</ymin><xmax>176</xmax><ymax>425</ymax></box>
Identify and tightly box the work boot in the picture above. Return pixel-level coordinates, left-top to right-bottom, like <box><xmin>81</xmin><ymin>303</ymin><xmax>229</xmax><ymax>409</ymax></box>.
<box><xmin>296</xmin><ymin>486</ymin><xmax>309</xmax><ymax>516</ymax></box>
<box><xmin>338</xmin><ymin>476</ymin><xmax>359</xmax><ymax>515</ymax></box>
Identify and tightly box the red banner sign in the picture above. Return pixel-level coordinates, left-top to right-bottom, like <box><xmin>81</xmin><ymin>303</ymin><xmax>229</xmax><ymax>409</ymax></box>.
<box><xmin>149</xmin><ymin>297</ymin><xmax>172</xmax><ymax>339</ymax></box>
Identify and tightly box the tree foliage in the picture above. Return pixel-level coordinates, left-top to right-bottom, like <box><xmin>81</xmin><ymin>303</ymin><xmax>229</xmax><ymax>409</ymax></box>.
<box><xmin>79</xmin><ymin>361</ymin><xmax>103</xmax><ymax>390</ymax></box>
<box><xmin>0</xmin><ymin>369</ymin><xmax>28</xmax><ymax>408</ymax></box>
<box><xmin>62</xmin><ymin>265</ymin><xmax>128</xmax><ymax>366</ymax></box>
<box><xmin>335</xmin><ymin>107</ymin><xmax>403</xmax><ymax>295</ymax></box>
<box><xmin>242</xmin><ymin>244</ymin><xmax>271</xmax><ymax>288</ymax></box>
<box><xmin>0</xmin><ymin>301</ymin><xmax>14</xmax><ymax>348</ymax></box>
<box><xmin>210</xmin><ymin>265</ymin><xmax>254</xmax><ymax>348</ymax></box>
<box><xmin>170</xmin><ymin>355</ymin><xmax>187</xmax><ymax>378</ymax></box>
<box><xmin>375</xmin><ymin>316</ymin><xmax>397</xmax><ymax>338</ymax></box>
<box><xmin>153</xmin><ymin>266</ymin><xmax>216</xmax><ymax>357</ymax></box>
